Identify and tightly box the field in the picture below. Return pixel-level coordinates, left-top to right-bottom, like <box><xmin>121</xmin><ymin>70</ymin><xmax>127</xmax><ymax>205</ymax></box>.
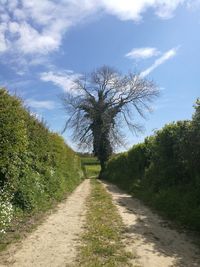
<box><xmin>81</xmin><ymin>157</ymin><xmax>101</xmax><ymax>177</ymax></box>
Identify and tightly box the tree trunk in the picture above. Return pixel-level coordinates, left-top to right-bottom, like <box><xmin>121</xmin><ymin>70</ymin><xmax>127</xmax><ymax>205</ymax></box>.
<box><xmin>99</xmin><ymin>160</ymin><xmax>105</xmax><ymax>179</ymax></box>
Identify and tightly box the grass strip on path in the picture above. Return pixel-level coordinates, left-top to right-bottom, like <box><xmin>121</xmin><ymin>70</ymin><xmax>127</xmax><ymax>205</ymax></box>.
<box><xmin>77</xmin><ymin>178</ymin><xmax>133</xmax><ymax>267</ymax></box>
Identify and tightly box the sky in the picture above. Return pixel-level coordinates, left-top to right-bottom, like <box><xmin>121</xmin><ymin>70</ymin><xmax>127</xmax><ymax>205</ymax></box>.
<box><xmin>0</xmin><ymin>0</ymin><xmax>200</xmax><ymax>151</ymax></box>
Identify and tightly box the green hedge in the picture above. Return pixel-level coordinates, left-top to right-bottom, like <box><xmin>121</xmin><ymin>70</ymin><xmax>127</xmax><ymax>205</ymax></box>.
<box><xmin>0</xmin><ymin>89</ymin><xmax>83</xmax><ymax>233</ymax></box>
<box><xmin>104</xmin><ymin>99</ymin><xmax>200</xmax><ymax>231</ymax></box>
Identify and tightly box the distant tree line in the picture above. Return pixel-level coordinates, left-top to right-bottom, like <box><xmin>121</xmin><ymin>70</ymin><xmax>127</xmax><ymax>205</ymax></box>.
<box><xmin>104</xmin><ymin>99</ymin><xmax>200</xmax><ymax>231</ymax></box>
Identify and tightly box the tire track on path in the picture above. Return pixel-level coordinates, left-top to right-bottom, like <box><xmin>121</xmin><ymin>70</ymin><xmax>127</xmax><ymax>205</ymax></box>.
<box><xmin>102</xmin><ymin>181</ymin><xmax>200</xmax><ymax>267</ymax></box>
<box><xmin>0</xmin><ymin>179</ymin><xmax>91</xmax><ymax>267</ymax></box>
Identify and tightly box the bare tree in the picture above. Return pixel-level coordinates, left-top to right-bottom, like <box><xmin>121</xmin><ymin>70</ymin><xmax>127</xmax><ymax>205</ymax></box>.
<box><xmin>62</xmin><ymin>66</ymin><xmax>159</xmax><ymax>177</ymax></box>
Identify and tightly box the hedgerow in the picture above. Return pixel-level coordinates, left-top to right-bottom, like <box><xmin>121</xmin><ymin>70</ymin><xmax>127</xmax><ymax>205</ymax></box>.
<box><xmin>104</xmin><ymin>99</ymin><xmax>200</xmax><ymax>231</ymax></box>
<box><xmin>0</xmin><ymin>88</ymin><xmax>84</xmax><ymax>235</ymax></box>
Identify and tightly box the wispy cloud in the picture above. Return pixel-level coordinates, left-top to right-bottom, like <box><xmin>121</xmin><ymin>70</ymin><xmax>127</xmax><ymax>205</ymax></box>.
<box><xmin>26</xmin><ymin>99</ymin><xmax>55</xmax><ymax>110</ymax></box>
<box><xmin>187</xmin><ymin>0</ymin><xmax>200</xmax><ymax>10</ymax></box>
<box><xmin>0</xmin><ymin>1</ymin><xmax>191</xmax><ymax>58</ymax></box>
<box><xmin>0</xmin><ymin>23</ymin><xmax>8</xmax><ymax>52</ymax></box>
<box><xmin>40</xmin><ymin>70</ymin><xmax>82</xmax><ymax>93</ymax></box>
<box><xmin>0</xmin><ymin>0</ymin><xmax>196</xmax><ymax>76</ymax></box>
<box><xmin>154</xmin><ymin>0</ymin><xmax>186</xmax><ymax>19</ymax></box>
<box><xmin>140</xmin><ymin>47</ymin><xmax>179</xmax><ymax>77</ymax></box>
<box><xmin>126</xmin><ymin>47</ymin><xmax>160</xmax><ymax>59</ymax></box>
<box><xmin>101</xmin><ymin>0</ymin><xmax>186</xmax><ymax>21</ymax></box>
<box><xmin>0</xmin><ymin>0</ymin><xmax>97</xmax><ymax>56</ymax></box>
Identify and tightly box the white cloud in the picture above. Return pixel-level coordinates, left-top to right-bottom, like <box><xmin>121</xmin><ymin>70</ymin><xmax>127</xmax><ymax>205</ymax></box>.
<box><xmin>0</xmin><ymin>0</ymin><xmax>193</xmax><ymax>58</ymax></box>
<box><xmin>140</xmin><ymin>47</ymin><xmax>179</xmax><ymax>77</ymax></box>
<box><xmin>0</xmin><ymin>34</ymin><xmax>7</xmax><ymax>52</ymax></box>
<box><xmin>101</xmin><ymin>0</ymin><xmax>186</xmax><ymax>20</ymax></box>
<box><xmin>26</xmin><ymin>99</ymin><xmax>55</xmax><ymax>110</ymax></box>
<box><xmin>126</xmin><ymin>47</ymin><xmax>160</xmax><ymax>59</ymax></box>
<box><xmin>187</xmin><ymin>0</ymin><xmax>200</xmax><ymax>9</ymax></box>
<box><xmin>10</xmin><ymin>22</ymin><xmax>60</xmax><ymax>54</ymax></box>
<box><xmin>40</xmin><ymin>70</ymin><xmax>82</xmax><ymax>93</ymax></box>
<box><xmin>0</xmin><ymin>23</ymin><xmax>8</xmax><ymax>52</ymax></box>
<box><xmin>155</xmin><ymin>0</ymin><xmax>186</xmax><ymax>18</ymax></box>
<box><xmin>0</xmin><ymin>0</ymin><xmax>93</xmax><ymax>56</ymax></box>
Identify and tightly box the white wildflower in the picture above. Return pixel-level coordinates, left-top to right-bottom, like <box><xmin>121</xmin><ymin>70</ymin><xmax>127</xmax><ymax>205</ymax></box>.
<box><xmin>0</xmin><ymin>189</ymin><xmax>13</xmax><ymax>235</ymax></box>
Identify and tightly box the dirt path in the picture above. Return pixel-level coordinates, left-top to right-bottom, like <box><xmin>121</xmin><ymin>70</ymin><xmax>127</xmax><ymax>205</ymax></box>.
<box><xmin>0</xmin><ymin>179</ymin><xmax>91</xmax><ymax>267</ymax></box>
<box><xmin>102</xmin><ymin>181</ymin><xmax>200</xmax><ymax>267</ymax></box>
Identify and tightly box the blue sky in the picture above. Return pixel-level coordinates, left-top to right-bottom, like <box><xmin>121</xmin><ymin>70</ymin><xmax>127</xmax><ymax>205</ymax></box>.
<box><xmin>0</xmin><ymin>0</ymin><xmax>200</xmax><ymax>151</ymax></box>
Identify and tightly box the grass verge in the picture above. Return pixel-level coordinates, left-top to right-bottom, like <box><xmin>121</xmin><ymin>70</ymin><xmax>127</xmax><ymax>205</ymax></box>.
<box><xmin>77</xmin><ymin>178</ymin><xmax>132</xmax><ymax>267</ymax></box>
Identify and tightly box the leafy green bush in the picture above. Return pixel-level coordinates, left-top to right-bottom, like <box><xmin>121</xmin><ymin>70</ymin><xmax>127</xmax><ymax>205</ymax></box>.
<box><xmin>105</xmin><ymin>99</ymin><xmax>200</xmax><ymax>231</ymax></box>
<box><xmin>0</xmin><ymin>88</ymin><xmax>83</xmax><ymax>235</ymax></box>
<box><xmin>0</xmin><ymin>89</ymin><xmax>28</xmax><ymax>190</ymax></box>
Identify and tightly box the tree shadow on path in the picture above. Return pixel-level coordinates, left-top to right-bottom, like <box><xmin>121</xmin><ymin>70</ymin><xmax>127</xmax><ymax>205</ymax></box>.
<box><xmin>103</xmin><ymin>181</ymin><xmax>200</xmax><ymax>267</ymax></box>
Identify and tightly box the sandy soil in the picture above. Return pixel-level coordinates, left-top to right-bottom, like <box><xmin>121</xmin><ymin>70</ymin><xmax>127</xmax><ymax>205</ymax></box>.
<box><xmin>102</xmin><ymin>181</ymin><xmax>200</xmax><ymax>267</ymax></box>
<box><xmin>0</xmin><ymin>179</ymin><xmax>91</xmax><ymax>267</ymax></box>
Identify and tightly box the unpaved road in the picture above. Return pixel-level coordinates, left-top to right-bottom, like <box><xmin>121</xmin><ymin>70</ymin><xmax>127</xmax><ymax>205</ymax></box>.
<box><xmin>0</xmin><ymin>179</ymin><xmax>90</xmax><ymax>267</ymax></box>
<box><xmin>1</xmin><ymin>178</ymin><xmax>200</xmax><ymax>267</ymax></box>
<box><xmin>103</xmin><ymin>181</ymin><xmax>200</xmax><ymax>267</ymax></box>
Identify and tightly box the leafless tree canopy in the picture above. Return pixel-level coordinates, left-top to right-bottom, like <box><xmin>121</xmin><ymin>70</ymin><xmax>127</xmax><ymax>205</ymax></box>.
<box><xmin>62</xmin><ymin>66</ymin><xmax>159</xmax><ymax>171</ymax></box>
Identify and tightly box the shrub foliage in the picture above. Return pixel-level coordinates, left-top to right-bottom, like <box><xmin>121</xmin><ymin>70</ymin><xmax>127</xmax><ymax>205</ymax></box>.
<box><xmin>0</xmin><ymin>89</ymin><xmax>83</xmax><ymax>234</ymax></box>
<box><xmin>104</xmin><ymin>99</ymin><xmax>200</xmax><ymax>231</ymax></box>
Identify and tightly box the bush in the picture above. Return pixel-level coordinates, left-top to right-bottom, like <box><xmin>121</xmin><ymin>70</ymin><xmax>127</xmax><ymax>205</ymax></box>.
<box><xmin>0</xmin><ymin>89</ymin><xmax>83</xmax><ymax>234</ymax></box>
<box><xmin>0</xmin><ymin>89</ymin><xmax>28</xmax><ymax>190</ymax></box>
<box><xmin>105</xmin><ymin>99</ymin><xmax>200</xmax><ymax>232</ymax></box>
